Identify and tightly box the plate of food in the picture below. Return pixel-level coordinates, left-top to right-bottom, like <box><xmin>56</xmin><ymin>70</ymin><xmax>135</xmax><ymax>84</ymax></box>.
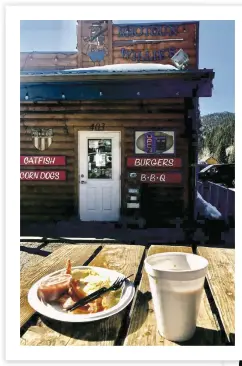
<box><xmin>28</xmin><ymin>260</ymin><xmax>135</xmax><ymax>323</ymax></box>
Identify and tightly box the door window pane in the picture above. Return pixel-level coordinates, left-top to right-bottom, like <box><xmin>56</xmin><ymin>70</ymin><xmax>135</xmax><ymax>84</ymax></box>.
<box><xmin>88</xmin><ymin>139</ymin><xmax>112</xmax><ymax>179</ymax></box>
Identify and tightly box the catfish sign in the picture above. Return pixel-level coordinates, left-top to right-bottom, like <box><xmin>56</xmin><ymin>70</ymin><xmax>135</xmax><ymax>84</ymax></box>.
<box><xmin>20</xmin><ymin>156</ymin><xmax>66</xmax><ymax>166</ymax></box>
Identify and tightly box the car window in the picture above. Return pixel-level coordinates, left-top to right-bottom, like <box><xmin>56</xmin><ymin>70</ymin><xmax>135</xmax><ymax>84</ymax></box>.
<box><xmin>217</xmin><ymin>165</ymin><xmax>234</xmax><ymax>173</ymax></box>
<box><xmin>211</xmin><ymin>166</ymin><xmax>218</xmax><ymax>173</ymax></box>
<box><xmin>200</xmin><ymin>165</ymin><xmax>213</xmax><ymax>173</ymax></box>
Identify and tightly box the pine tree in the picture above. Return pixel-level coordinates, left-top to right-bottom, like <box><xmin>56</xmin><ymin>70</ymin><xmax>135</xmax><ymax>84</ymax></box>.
<box><xmin>215</xmin><ymin>143</ymin><xmax>227</xmax><ymax>163</ymax></box>
<box><xmin>228</xmin><ymin>147</ymin><xmax>235</xmax><ymax>164</ymax></box>
<box><xmin>198</xmin><ymin>112</ymin><xmax>235</xmax><ymax>163</ymax></box>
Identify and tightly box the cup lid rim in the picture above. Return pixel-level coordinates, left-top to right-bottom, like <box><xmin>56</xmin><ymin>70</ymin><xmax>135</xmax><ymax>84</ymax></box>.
<box><xmin>144</xmin><ymin>252</ymin><xmax>208</xmax><ymax>275</ymax></box>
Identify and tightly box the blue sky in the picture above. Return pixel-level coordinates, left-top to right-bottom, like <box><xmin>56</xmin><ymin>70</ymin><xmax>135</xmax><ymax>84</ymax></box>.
<box><xmin>114</xmin><ymin>20</ymin><xmax>235</xmax><ymax>116</ymax></box>
<box><xmin>21</xmin><ymin>20</ymin><xmax>235</xmax><ymax>116</ymax></box>
<box><xmin>197</xmin><ymin>20</ymin><xmax>234</xmax><ymax>116</ymax></box>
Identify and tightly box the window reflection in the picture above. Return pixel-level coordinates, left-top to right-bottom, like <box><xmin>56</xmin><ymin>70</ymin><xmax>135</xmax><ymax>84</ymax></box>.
<box><xmin>88</xmin><ymin>139</ymin><xmax>112</xmax><ymax>179</ymax></box>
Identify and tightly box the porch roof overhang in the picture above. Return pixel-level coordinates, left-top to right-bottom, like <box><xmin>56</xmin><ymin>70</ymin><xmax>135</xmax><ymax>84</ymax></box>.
<box><xmin>20</xmin><ymin>69</ymin><xmax>215</xmax><ymax>102</ymax></box>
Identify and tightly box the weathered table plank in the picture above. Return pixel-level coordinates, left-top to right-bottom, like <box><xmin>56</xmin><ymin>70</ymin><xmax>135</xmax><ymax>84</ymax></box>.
<box><xmin>197</xmin><ymin>247</ymin><xmax>235</xmax><ymax>340</ymax></box>
<box><xmin>20</xmin><ymin>244</ymin><xmax>100</xmax><ymax>328</ymax></box>
<box><xmin>21</xmin><ymin>244</ymin><xmax>145</xmax><ymax>346</ymax></box>
<box><xmin>21</xmin><ymin>252</ymin><xmax>44</xmax><ymax>272</ymax></box>
<box><xmin>20</xmin><ymin>242</ymin><xmax>44</xmax><ymax>271</ymax></box>
<box><xmin>125</xmin><ymin>245</ymin><xmax>222</xmax><ymax>346</ymax></box>
<box><xmin>20</xmin><ymin>242</ymin><xmax>66</xmax><ymax>271</ymax></box>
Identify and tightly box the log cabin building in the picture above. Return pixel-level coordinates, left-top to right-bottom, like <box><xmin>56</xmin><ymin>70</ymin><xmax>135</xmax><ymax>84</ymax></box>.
<box><xmin>20</xmin><ymin>21</ymin><xmax>215</xmax><ymax>228</ymax></box>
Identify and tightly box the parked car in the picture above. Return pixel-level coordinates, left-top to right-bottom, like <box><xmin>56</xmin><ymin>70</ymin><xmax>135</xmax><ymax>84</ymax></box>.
<box><xmin>198</xmin><ymin>164</ymin><xmax>235</xmax><ymax>188</ymax></box>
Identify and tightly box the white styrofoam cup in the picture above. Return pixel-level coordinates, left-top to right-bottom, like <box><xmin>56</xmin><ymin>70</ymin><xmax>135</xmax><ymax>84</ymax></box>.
<box><xmin>145</xmin><ymin>252</ymin><xmax>208</xmax><ymax>342</ymax></box>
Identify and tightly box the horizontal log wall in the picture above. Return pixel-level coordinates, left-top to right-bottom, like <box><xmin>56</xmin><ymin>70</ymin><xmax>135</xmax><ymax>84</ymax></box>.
<box><xmin>20</xmin><ymin>53</ymin><xmax>78</xmax><ymax>71</ymax></box>
<box><xmin>20</xmin><ymin>99</ymin><xmax>190</xmax><ymax>223</ymax></box>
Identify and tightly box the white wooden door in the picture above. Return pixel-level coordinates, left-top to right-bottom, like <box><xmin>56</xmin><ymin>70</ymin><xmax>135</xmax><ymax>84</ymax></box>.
<box><xmin>78</xmin><ymin>131</ymin><xmax>121</xmax><ymax>221</ymax></box>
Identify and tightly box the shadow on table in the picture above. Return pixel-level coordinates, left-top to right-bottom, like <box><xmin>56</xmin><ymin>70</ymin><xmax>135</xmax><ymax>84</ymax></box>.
<box><xmin>36</xmin><ymin>290</ymin><xmax>231</xmax><ymax>346</ymax></box>
<box><xmin>176</xmin><ymin>327</ymin><xmax>228</xmax><ymax>346</ymax></box>
<box><xmin>119</xmin><ymin>290</ymin><xmax>228</xmax><ymax>346</ymax></box>
<box><xmin>229</xmin><ymin>332</ymin><xmax>235</xmax><ymax>345</ymax></box>
<box><xmin>40</xmin><ymin>290</ymin><xmax>151</xmax><ymax>343</ymax></box>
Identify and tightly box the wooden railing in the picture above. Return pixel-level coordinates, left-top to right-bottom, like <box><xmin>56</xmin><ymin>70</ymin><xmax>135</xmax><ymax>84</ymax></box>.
<box><xmin>197</xmin><ymin>180</ymin><xmax>235</xmax><ymax>225</ymax></box>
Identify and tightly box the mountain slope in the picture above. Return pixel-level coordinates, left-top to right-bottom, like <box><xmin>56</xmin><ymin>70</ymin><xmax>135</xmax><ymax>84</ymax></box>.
<box><xmin>198</xmin><ymin>111</ymin><xmax>235</xmax><ymax>163</ymax></box>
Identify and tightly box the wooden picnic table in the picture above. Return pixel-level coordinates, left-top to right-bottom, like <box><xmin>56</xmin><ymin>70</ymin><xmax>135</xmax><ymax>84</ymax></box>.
<box><xmin>20</xmin><ymin>243</ymin><xmax>235</xmax><ymax>346</ymax></box>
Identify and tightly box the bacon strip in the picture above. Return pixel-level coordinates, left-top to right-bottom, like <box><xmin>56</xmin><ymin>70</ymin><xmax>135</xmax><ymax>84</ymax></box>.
<box><xmin>66</xmin><ymin>259</ymin><xmax>72</xmax><ymax>275</ymax></box>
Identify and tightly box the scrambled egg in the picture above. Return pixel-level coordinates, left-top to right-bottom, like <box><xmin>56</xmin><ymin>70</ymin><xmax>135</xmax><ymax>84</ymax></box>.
<box><xmin>71</xmin><ymin>268</ymin><xmax>122</xmax><ymax>310</ymax></box>
<box><xmin>71</xmin><ymin>268</ymin><xmax>98</xmax><ymax>280</ymax></box>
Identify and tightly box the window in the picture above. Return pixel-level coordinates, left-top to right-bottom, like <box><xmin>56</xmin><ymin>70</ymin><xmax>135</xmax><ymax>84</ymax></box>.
<box><xmin>87</xmin><ymin>139</ymin><xmax>112</xmax><ymax>179</ymax></box>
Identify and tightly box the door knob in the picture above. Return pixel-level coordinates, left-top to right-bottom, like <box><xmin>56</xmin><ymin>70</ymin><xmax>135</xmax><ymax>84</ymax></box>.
<box><xmin>81</xmin><ymin>181</ymin><xmax>87</xmax><ymax>184</ymax></box>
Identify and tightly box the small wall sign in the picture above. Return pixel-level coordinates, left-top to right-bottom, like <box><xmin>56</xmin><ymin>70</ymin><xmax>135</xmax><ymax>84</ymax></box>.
<box><xmin>20</xmin><ymin>170</ymin><xmax>66</xmax><ymax>181</ymax></box>
<box><xmin>129</xmin><ymin>172</ymin><xmax>138</xmax><ymax>178</ymax></box>
<box><xmin>127</xmin><ymin>157</ymin><xmax>182</xmax><ymax>168</ymax></box>
<box><xmin>20</xmin><ymin>156</ymin><xmax>66</xmax><ymax>166</ymax></box>
<box><xmin>135</xmin><ymin>131</ymin><xmax>175</xmax><ymax>155</ymax></box>
<box><xmin>127</xmin><ymin>202</ymin><xmax>140</xmax><ymax>209</ymax></box>
<box><xmin>31</xmin><ymin>128</ymin><xmax>53</xmax><ymax>151</ymax></box>
<box><xmin>128</xmin><ymin>188</ymin><xmax>139</xmax><ymax>194</ymax></box>
<box><xmin>129</xmin><ymin>172</ymin><xmax>182</xmax><ymax>184</ymax></box>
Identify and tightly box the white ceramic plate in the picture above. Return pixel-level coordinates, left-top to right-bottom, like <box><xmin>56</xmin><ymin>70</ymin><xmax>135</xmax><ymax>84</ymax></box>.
<box><xmin>28</xmin><ymin>266</ymin><xmax>135</xmax><ymax>323</ymax></box>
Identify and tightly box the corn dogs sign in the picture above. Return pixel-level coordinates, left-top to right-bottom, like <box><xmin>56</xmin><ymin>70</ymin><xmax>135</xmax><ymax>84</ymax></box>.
<box><xmin>20</xmin><ymin>155</ymin><xmax>67</xmax><ymax>181</ymax></box>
